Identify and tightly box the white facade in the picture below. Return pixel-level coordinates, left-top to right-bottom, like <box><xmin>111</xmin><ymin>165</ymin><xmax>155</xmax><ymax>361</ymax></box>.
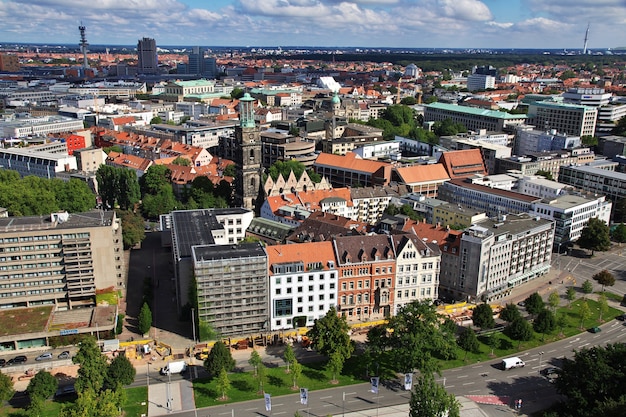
<box><xmin>561</xmin><ymin>87</ymin><xmax>612</xmax><ymax>107</ymax></box>
<box><xmin>352</xmin><ymin>141</ymin><xmax>401</xmax><ymax>160</ymax></box>
<box><xmin>516</xmin><ymin>175</ymin><xmax>572</xmax><ymax>199</ymax></box>
<box><xmin>0</xmin><ymin>146</ymin><xmax>77</xmax><ymax>178</ymax></box>
<box><xmin>467</xmin><ymin>74</ymin><xmax>496</xmax><ymax>91</ymax></box>
<box><xmin>1</xmin><ymin>115</ymin><xmax>85</xmax><ymax>139</ymax></box>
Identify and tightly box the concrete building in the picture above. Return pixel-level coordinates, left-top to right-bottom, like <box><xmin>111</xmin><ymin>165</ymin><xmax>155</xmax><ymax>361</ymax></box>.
<box><xmin>446</xmin><ymin>214</ymin><xmax>554</xmax><ymax>302</ymax></box>
<box><xmin>192</xmin><ymin>243</ymin><xmax>268</xmax><ymax>338</ymax></box>
<box><xmin>467</xmin><ymin>73</ymin><xmax>496</xmax><ymax>92</ymax></box>
<box><xmin>1</xmin><ymin>115</ymin><xmax>85</xmax><ymax>139</ymax></box>
<box><xmin>495</xmin><ymin>148</ymin><xmax>595</xmax><ymax>181</ymax></box>
<box><xmin>598</xmin><ymin>135</ymin><xmax>626</xmax><ymax>158</ymax></box>
<box><xmin>527</xmin><ymin>100</ymin><xmax>597</xmax><ymax>137</ymax></box>
<box><xmin>530</xmin><ymin>194</ymin><xmax>612</xmax><ymax>249</ymax></box>
<box><xmin>558</xmin><ymin>163</ymin><xmax>626</xmax><ymax>215</ymax></box>
<box><xmin>352</xmin><ymin>141</ymin><xmax>401</xmax><ymax>161</ymax></box>
<box><xmin>596</xmin><ymin>104</ymin><xmax>626</xmax><ymax>136</ymax></box>
<box><xmin>424</xmin><ymin>102</ymin><xmax>527</xmax><ymax>133</ymax></box>
<box><xmin>514</xmin><ymin>126</ymin><xmax>581</xmax><ymax>156</ymax></box>
<box><xmin>561</xmin><ymin>87</ymin><xmax>612</xmax><ymax>107</ymax></box>
<box><xmin>313</xmin><ymin>152</ymin><xmax>393</xmax><ymax>188</ymax></box>
<box><xmin>392</xmin><ymin>164</ymin><xmax>450</xmax><ymax>198</ymax></box>
<box><xmin>0</xmin><ymin>210</ymin><xmax>123</xmax><ymax>310</ymax></box>
<box><xmin>137</xmin><ymin>37</ymin><xmax>158</xmax><ymax>75</ymax></box>
<box><xmin>0</xmin><ymin>146</ymin><xmax>77</xmax><ymax>179</ymax></box>
<box><xmin>260</xmin><ymin>132</ymin><xmax>317</xmax><ymax>168</ymax></box>
<box><xmin>266</xmin><ymin>242</ymin><xmax>338</xmax><ymax>331</ymax></box>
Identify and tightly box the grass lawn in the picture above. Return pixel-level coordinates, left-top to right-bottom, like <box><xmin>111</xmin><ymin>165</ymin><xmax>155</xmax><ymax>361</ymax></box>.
<box><xmin>0</xmin><ymin>306</ymin><xmax>53</xmax><ymax>337</ymax></box>
<box><xmin>0</xmin><ymin>397</ymin><xmax>67</xmax><ymax>417</ymax></box>
<box><xmin>123</xmin><ymin>386</ymin><xmax>148</xmax><ymax>417</ymax></box>
<box><xmin>194</xmin><ymin>360</ymin><xmax>365</xmax><ymax>407</ymax></box>
<box><xmin>95</xmin><ymin>291</ymin><xmax>119</xmax><ymax>306</ymax></box>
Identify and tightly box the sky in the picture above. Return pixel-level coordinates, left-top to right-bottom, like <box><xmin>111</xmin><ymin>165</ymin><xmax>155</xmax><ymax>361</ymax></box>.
<box><xmin>0</xmin><ymin>0</ymin><xmax>625</xmax><ymax>50</ymax></box>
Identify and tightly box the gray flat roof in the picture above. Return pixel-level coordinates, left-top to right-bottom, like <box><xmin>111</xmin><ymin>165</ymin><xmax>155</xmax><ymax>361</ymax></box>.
<box><xmin>0</xmin><ymin>210</ymin><xmax>114</xmax><ymax>231</ymax></box>
<box><xmin>565</xmin><ymin>165</ymin><xmax>626</xmax><ymax>180</ymax></box>
<box><xmin>193</xmin><ymin>242</ymin><xmax>266</xmax><ymax>262</ymax></box>
<box><xmin>171</xmin><ymin>210</ymin><xmax>221</xmax><ymax>258</ymax></box>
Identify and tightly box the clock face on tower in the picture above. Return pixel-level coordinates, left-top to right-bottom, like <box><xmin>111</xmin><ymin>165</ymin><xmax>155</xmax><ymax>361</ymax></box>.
<box><xmin>249</xmin><ymin>133</ymin><xmax>255</xmax><ymax>139</ymax></box>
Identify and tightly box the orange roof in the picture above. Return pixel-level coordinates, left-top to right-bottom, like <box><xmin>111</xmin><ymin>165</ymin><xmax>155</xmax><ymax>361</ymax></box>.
<box><xmin>265</xmin><ymin>187</ymin><xmax>353</xmax><ymax>214</ymax></box>
<box><xmin>314</xmin><ymin>152</ymin><xmax>390</xmax><ymax>174</ymax></box>
<box><xmin>112</xmin><ymin>116</ymin><xmax>136</xmax><ymax>125</ymax></box>
<box><xmin>402</xmin><ymin>220</ymin><xmax>463</xmax><ymax>255</ymax></box>
<box><xmin>437</xmin><ymin>149</ymin><xmax>487</xmax><ymax>179</ymax></box>
<box><xmin>394</xmin><ymin>164</ymin><xmax>450</xmax><ymax>184</ymax></box>
<box><xmin>266</xmin><ymin>241</ymin><xmax>336</xmax><ymax>274</ymax></box>
<box><xmin>106</xmin><ymin>151</ymin><xmax>151</xmax><ymax>171</ymax></box>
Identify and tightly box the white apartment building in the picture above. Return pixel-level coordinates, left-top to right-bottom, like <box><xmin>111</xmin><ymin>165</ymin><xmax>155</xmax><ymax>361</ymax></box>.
<box><xmin>0</xmin><ymin>146</ymin><xmax>77</xmax><ymax>178</ymax></box>
<box><xmin>561</xmin><ymin>87</ymin><xmax>612</xmax><ymax>107</ymax></box>
<box><xmin>1</xmin><ymin>115</ymin><xmax>85</xmax><ymax>139</ymax></box>
<box><xmin>352</xmin><ymin>141</ymin><xmax>401</xmax><ymax>160</ymax></box>
<box><xmin>390</xmin><ymin>234</ymin><xmax>441</xmax><ymax>314</ymax></box>
<box><xmin>266</xmin><ymin>242</ymin><xmax>338</xmax><ymax>331</ymax></box>
<box><xmin>516</xmin><ymin>175</ymin><xmax>573</xmax><ymax>199</ymax></box>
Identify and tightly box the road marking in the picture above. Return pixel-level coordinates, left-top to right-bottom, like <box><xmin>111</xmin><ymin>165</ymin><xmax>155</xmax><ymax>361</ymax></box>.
<box><xmin>485</xmin><ymin>379</ymin><xmax>497</xmax><ymax>382</ymax></box>
<box><xmin>346</xmin><ymin>392</ymin><xmax>357</xmax><ymax>395</ymax></box>
<box><xmin>319</xmin><ymin>396</ymin><xmax>332</xmax><ymax>399</ymax></box>
<box><xmin>547</xmin><ymin>349</ymin><xmax>557</xmax><ymax>353</ymax></box>
<box><xmin>446</xmin><ymin>385</ymin><xmax>455</xmax><ymax>388</ymax></box>
<box><xmin>245</xmin><ymin>407</ymin><xmax>256</xmax><ymax>411</ymax></box>
<box><xmin>347</xmin><ymin>400</ymin><xmax>360</xmax><ymax>403</ymax></box>
<box><xmin>457</xmin><ymin>375</ymin><xmax>469</xmax><ymax>378</ymax></box>
<box><xmin>469</xmin><ymin>389</ymin><xmax>481</xmax><ymax>393</ymax></box>
<box><xmin>471</xmin><ymin>365</ymin><xmax>484</xmax><ymax>369</ymax></box>
<box><xmin>462</xmin><ymin>382</ymin><xmax>475</xmax><ymax>386</ymax></box>
<box><xmin>273</xmin><ymin>412</ymin><xmax>286</xmax><ymax>415</ymax></box>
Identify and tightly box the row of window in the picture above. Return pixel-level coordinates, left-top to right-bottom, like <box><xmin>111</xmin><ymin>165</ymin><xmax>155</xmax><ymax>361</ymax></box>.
<box><xmin>275</xmin><ymin>283</ymin><xmax>336</xmax><ymax>295</ymax></box>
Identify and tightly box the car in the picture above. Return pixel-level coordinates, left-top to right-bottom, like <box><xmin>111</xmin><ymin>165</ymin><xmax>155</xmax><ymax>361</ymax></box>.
<box><xmin>540</xmin><ymin>367</ymin><xmax>559</xmax><ymax>376</ymax></box>
<box><xmin>589</xmin><ymin>326</ymin><xmax>602</xmax><ymax>333</ymax></box>
<box><xmin>58</xmin><ymin>351</ymin><xmax>71</xmax><ymax>360</ymax></box>
<box><xmin>616</xmin><ymin>314</ymin><xmax>626</xmax><ymax>321</ymax></box>
<box><xmin>0</xmin><ymin>359</ymin><xmax>5</xmax><ymax>367</ymax></box>
<box><xmin>35</xmin><ymin>353</ymin><xmax>53</xmax><ymax>361</ymax></box>
<box><xmin>55</xmin><ymin>385</ymin><xmax>76</xmax><ymax>398</ymax></box>
<box><xmin>8</xmin><ymin>355</ymin><xmax>27</xmax><ymax>365</ymax></box>
<box><xmin>517</xmin><ymin>301</ymin><xmax>526</xmax><ymax>307</ymax></box>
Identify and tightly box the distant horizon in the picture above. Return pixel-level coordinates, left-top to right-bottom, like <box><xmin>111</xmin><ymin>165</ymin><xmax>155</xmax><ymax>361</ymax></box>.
<box><xmin>1</xmin><ymin>1</ymin><xmax>624</xmax><ymax>51</ymax></box>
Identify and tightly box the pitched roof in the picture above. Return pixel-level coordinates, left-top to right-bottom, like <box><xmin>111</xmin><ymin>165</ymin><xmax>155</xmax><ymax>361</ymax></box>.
<box><xmin>333</xmin><ymin>234</ymin><xmax>394</xmax><ymax>265</ymax></box>
<box><xmin>314</xmin><ymin>152</ymin><xmax>390</xmax><ymax>174</ymax></box>
<box><xmin>402</xmin><ymin>220</ymin><xmax>463</xmax><ymax>255</ymax></box>
<box><xmin>437</xmin><ymin>149</ymin><xmax>487</xmax><ymax>179</ymax></box>
<box><xmin>394</xmin><ymin>164</ymin><xmax>450</xmax><ymax>184</ymax></box>
<box><xmin>106</xmin><ymin>151</ymin><xmax>151</xmax><ymax>171</ymax></box>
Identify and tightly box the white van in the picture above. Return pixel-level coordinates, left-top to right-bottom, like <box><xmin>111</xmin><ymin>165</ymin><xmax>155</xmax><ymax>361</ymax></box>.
<box><xmin>501</xmin><ymin>356</ymin><xmax>525</xmax><ymax>370</ymax></box>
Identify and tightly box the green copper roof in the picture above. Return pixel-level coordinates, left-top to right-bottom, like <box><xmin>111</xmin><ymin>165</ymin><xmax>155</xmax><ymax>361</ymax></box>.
<box><xmin>426</xmin><ymin>102</ymin><xmax>527</xmax><ymax>120</ymax></box>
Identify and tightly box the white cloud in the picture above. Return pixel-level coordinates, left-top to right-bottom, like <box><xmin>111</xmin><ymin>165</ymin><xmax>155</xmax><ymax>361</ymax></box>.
<box><xmin>437</xmin><ymin>0</ymin><xmax>493</xmax><ymax>22</ymax></box>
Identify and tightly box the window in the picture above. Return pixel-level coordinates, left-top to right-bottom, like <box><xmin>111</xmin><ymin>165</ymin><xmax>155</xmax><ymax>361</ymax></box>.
<box><xmin>349</xmin><ymin>282</ymin><xmax>354</xmax><ymax>290</ymax></box>
<box><xmin>357</xmin><ymin>281</ymin><xmax>362</xmax><ymax>289</ymax></box>
<box><xmin>275</xmin><ymin>288</ymin><xmax>281</xmax><ymax>295</ymax></box>
<box><xmin>298</xmin><ymin>286</ymin><xmax>303</xmax><ymax>293</ymax></box>
<box><xmin>342</xmin><ymin>282</ymin><xmax>347</xmax><ymax>290</ymax></box>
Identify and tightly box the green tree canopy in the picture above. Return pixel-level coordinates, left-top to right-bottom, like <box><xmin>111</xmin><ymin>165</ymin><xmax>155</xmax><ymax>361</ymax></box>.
<box><xmin>499</xmin><ymin>303</ymin><xmax>521</xmax><ymax>323</ymax></box>
<box><xmin>524</xmin><ymin>292</ymin><xmax>545</xmax><ymax>317</ymax></box>
<box><xmin>0</xmin><ymin>371</ymin><xmax>12</xmax><ymax>403</ymax></box>
<box><xmin>137</xmin><ymin>302</ymin><xmax>152</xmax><ymax>336</ymax></box>
<box><xmin>593</xmin><ymin>269</ymin><xmax>616</xmax><ymax>291</ymax></box>
<box><xmin>326</xmin><ymin>350</ymin><xmax>344</xmax><ymax>382</ymax></box>
<box><xmin>27</xmin><ymin>370</ymin><xmax>58</xmax><ymax>400</ymax></box>
<box><xmin>457</xmin><ymin>327</ymin><xmax>480</xmax><ymax>359</ymax></box>
<box><xmin>566</xmin><ymin>287</ymin><xmax>577</xmax><ymax>307</ymax></box>
<box><xmin>73</xmin><ymin>336</ymin><xmax>108</xmax><ymax>394</ymax></box>
<box><xmin>248</xmin><ymin>350</ymin><xmax>262</xmax><ymax>377</ymax></box>
<box><xmin>230</xmin><ymin>88</ymin><xmax>245</xmax><ymax>99</ymax></box>
<box><xmin>577</xmin><ymin>218</ymin><xmax>611</xmax><ymax>255</ymax></box>
<box><xmin>204</xmin><ymin>341</ymin><xmax>236</xmax><ymax>378</ymax></box>
<box><xmin>140</xmin><ymin>165</ymin><xmax>172</xmax><ymax>196</ymax></box>
<box><xmin>505</xmin><ymin>317</ymin><xmax>534</xmax><ymax>345</ymax></box>
<box><xmin>432</xmin><ymin>118</ymin><xmax>467</xmax><ymax>137</ymax></box>
<box><xmin>471</xmin><ymin>303</ymin><xmax>495</xmax><ymax>330</ymax></box>
<box><xmin>283</xmin><ymin>344</ymin><xmax>296</xmax><ymax>373</ymax></box>
<box><xmin>533</xmin><ymin>309</ymin><xmax>556</xmax><ymax>340</ymax></box>
<box><xmin>555</xmin><ymin>343</ymin><xmax>626</xmax><ymax>417</ymax></box>
<box><xmin>141</xmin><ymin>183</ymin><xmax>178</xmax><ymax>219</ymax></box>
<box><xmin>172</xmin><ymin>156</ymin><xmax>191</xmax><ymax>166</ymax></box>
<box><xmin>409</xmin><ymin>373</ymin><xmax>460</xmax><ymax>417</ymax></box>
<box><xmin>150</xmin><ymin>116</ymin><xmax>163</xmax><ymax>124</ymax></box>
<box><xmin>117</xmin><ymin>209</ymin><xmax>145</xmax><ymax>249</ymax></box>
<box><xmin>612</xmin><ymin>115</ymin><xmax>626</xmax><ymax>136</ymax></box>
<box><xmin>216</xmin><ymin>367</ymin><xmax>231</xmax><ymax>400</ymax></box>
<box><xmin>307</xmin><ymin>306</ymin><xmax>354</xmax><ymax>363</ymax></box>
<box><xmin>105</xmin><ymin>355</ymin><xmax>136</xmax><ymax>389</ymax></box>
<box><xmin>582</xmin><ymin>280</ymin><xmax>594</xmax><ymax>296</ymax></box>
<box><xmin>368</xmin><ymin>300</ymin><xmax>457</xmax><ymax>374</ymax></box>
<box><xmin>535</xmin><ymin>170</ymin><xmax>554</xmax><ymax>180</ymax></box>
<box><xmin>611</xmin><ymin>223</ymin><xmax>626</xmax><ymax>243</ymax></box>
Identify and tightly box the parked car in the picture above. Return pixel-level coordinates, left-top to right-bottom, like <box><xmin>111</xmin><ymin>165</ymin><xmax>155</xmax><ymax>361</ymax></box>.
<box><xmin>8</xmin><ymin>355</ymin><xmax>27</xmax><ymax>365</ymax></box>
<box><xmin>55</xmin><ymin>385</ymin><xmax>76</xmax><ymax>398</ymax></box>
<box><xmin>35</xmin><ymin>353</ymin><xmax>53</xmax><ymax>361</ymax></box>
<box><xmin>589</xmin><ymin>326</ymin><xmax>602</xmax><ymax>333</ymax></box>
<box><xmin>58</xmin><ymin>351</ymin><xmax>71</xmax><ymax>360</ymax></box>
<box><xmin>616</xmin><ymin>314</ymin><xmax>626</xmax><ymax>321</ymax></box>
<box><xmin>540</xmin><ymin>367</ymin><xmax>559</xmax><ymax>376</ymax></box>
<box><xmin>0</xmin><ymin>359</ymin><xmax>5</xmax><ymax>367</ymax></box>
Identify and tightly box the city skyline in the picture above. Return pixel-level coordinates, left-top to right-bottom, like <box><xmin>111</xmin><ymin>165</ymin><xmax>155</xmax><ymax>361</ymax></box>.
<box><xmin>0</xmin><ymin>0</ymin><xmax>625</xmax><ymax>50</ymax></box>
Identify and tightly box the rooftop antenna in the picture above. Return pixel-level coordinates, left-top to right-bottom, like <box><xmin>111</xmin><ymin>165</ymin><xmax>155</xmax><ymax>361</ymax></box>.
<box><xmin>583</xmin><ymin>23</ymin><xmax>590</xmax><ymax>55</ymax></box>
<box><xmin>78</xmin><ymin>22</ymin><xmax>89</xmax><ymax>70</ymax></box>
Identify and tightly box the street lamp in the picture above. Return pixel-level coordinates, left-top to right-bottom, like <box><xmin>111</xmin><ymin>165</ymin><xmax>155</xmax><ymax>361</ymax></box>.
<box><xmin>191</xmin><ymin>307</ymin><xmax>197</xmax><ymax>343</ymax></box>
<box><xmin>538</xmin><ymin>351</ymin><xmax>545</xmax><ymax>368</ymax></box>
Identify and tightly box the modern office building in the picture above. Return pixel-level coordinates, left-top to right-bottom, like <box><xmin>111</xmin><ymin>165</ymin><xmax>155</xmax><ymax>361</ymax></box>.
<box><xmin>260</xmin><ymin>132</ymin><xmax>317</xmax><ymax>168</ymax></box>
<box><xmin>424</xmin><ymin>102</ymin><xmax>527</xmax><ymax>133</ymax></box>
<box><xmin>1</xmin><ymin>115</ymin><xmax>85</xmax><ymax>139</ymax></box>
<box><xmin>495</xmin><ymin>148</ymin><xmax>595</xmax><ymax>181</ymax></box>
<box><xmin>182</xmin><ymin>47</ymin><xmax>217</xmax><ymax>78</ymax></box>
<box><xmin>466</xmin><ymin>66</ymin><xmax>497</xmax><ymax>92</ymax></box>
<box><xmin>561</xmin><ymin>87</ymin><xmax>612</xmax><ymax>107</ymax></box>
<box><xmin>527</xmin><ymin>100</ymin><xmax>597</xmax><ymax>137</ymax></box>
<box><xmin>0</xmin><ymin>210</ymin><xmax>123</xmax><ymax>310</ymax></box>
<box><xmin>137</xmin><ymin>37</ymin><xmax>158</xmax><ymax>75</ymax></box>
<box><xmin>0</xmin><ymin>146</ymin><xmax>77</xmax><ymax>179</ymax></box>
<box><xmin>558</xmin><ymin>163</ymin><xmax>626</xmax><ymax>214</ymax></box>
<box><xmin>514</xmin><ymin>126</ymin><xmax>581</xmax><ymax>156</ymax></box>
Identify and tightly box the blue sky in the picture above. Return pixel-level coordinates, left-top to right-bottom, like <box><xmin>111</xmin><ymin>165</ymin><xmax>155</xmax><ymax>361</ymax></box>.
<box><xmin>0</xmin><ymin>0</ymin><xmax>624</xmax><ymax>49</ymax></box>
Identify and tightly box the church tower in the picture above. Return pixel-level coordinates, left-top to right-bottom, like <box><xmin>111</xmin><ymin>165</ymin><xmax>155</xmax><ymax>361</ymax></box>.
<box><xmin>234</xmin><ymin>93</ymin><xmax>262</xmax><ymax>211</ymax></box>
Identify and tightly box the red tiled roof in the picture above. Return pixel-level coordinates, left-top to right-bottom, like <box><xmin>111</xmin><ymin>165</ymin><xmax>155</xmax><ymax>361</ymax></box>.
<box><xmin>266</xmin><ymin>241</ymin><xmax>336</xmax><ymax>274</ymax></box>
<box><xmin>314</xmin><ymin>152</ymin><xmax>390</xmax><ymax>174</ymax></box>
<box><xmin>437</xmin><ymin>149</ymin><xmax>487</xmax><ymax>179</ymax></box>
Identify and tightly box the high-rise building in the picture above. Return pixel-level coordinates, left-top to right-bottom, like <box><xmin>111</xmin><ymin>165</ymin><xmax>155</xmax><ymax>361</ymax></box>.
<box><xmin>137</xmin><ymin>37</ymin><xmax>158</xmax><ymax>74</ymax></box>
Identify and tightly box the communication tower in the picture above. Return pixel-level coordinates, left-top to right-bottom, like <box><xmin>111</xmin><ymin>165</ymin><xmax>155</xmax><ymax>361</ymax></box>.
<box><xmin>78</xmin><ymin>23</ymin><xmax>89</xmax><ymax>69</ymax></box>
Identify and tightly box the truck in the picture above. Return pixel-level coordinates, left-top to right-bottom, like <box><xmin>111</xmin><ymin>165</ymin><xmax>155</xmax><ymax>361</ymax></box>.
<box><xmin>160</xmin><ymin>360</ymin><xmax>187</xmax><ymax>375</ymax></box>
<box><xmin>501</xmin><ymin>356</ymin><xmax>525</xmax><ymax>370</ymax></box>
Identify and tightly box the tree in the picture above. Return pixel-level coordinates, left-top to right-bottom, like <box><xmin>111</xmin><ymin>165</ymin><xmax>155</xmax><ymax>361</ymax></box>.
<box><xmin>59</xmin><ymin>386</ymin><xmax>125</xmax><ymax>417</ymax></box>
<box><xmin>499</xmin><ymin>303</ymin><xmax>521</xmax><ymax>323</ymax></box>
<box><xmin>548</xmin><ymin>291</ymin><xmax>560</xmax><ymax>312</ymax></box>
<box><xmin>150</xmin><ymin>116</ymin><xmax>163</xmax><ymax>124</ymax></box>
<box><xmin>472</xmin><ymin>303</ymin><xmax>495</xmax><ymax>330</ymax></box>
<box><xmin>535</xmin><ymin>170</ymin><xmax>554</xmax><ymax>180</ymax></box>
<box><xmin>577</xmin><ymin>218</ymin><xmax>611</xmax><ymax>255</ymax></box>
<box><xmin>612</xmin><ymin>115</ymin><xmax>626</xmax><ymax>136</ymax></box>
<box><xmin>73</xmin><ymin>336</ymin><xmax>108</xmax><ymax>394</ymax></box>
<box><xmin>118</xmin><ymin>209</ymin><xmax>145</xmax><ymax>249</ymax></box>
<box><xmin>105</xmin><ymin>355</ymin><xmax>136</xmax><ymax>389</ymax></box>
<box><xmin>566</xmin><ymin>287</ymin><xmax>577</xmax><ymax>307</ymax></box>
<box><xmin>0</xmin><ymin>372</ymin><xmax>13</xmax><ymax>403</ymax></box>
<box><xmin>327</xmin><ymin>351</ymin><xmax>344</xmax><ymax>383</ymax></box>
<box><xmin>611</xmin><ymin>223</ymin><xmax>626</xmax><ymax>243</ymax></box>
<box><xmin>409</xmin><ymin>373</ymin><xmax>460</xmax><ymax>417</ymax></box>
<box><xmin>368</xmin><ymin>300</ymin><xmax>457</xmax><ymax>374</ymax></box>
<box><xmin>140</xmin><ymin>165</ymin><xmax>172</xmax><ymax>196</ymax></box>
<box><xmin>524</xmin><ymin>292</ymin><xmax>545</xmax><ymax>317</ymax></box>
<box><xmin>598</xmin><ymin>293</ymin><xmax>609</xmax><ymax>322</ymax></box>
<box><xmin>116</xmin><ymin>169</ymin><xmax>141</xmax><ymax>211</ymax></box>
<box><xmin>557</xmin><ymin>313</ymin><xmax>568</xmax><ymax>337</ymax></box>
<box><xmin>505</xmin><ymin>317</ymin><xmax>533</xmax><ymax>348</ymax></box>
<box><xmin>533</xmin><ymin>309</ymin><xmax>556</xmax><ymax>341</ymax></box>
<box><xmin>582</xmin><ymin>280</ymin><xmax>594</xmax><ymax>297</ymax></box>
<box><xmin>216</xmin><ymin>367</ymin><xmax>231</xmax><ymax>400</ymax></box>
<box><xmin>593</xmin><ymin>269</ymin><xmax>616</xmax><ymax>291</ymax></box>
<box><xmin>485</xmin><ymin>333</ymin><xmax>500</xmax><ymax>356</ymax></box>
<box><xmin>248</xmin><ymin>350</ymin><xmax>262</xmax><ymax>377</ymax></box>
<box><xmin>613</xmin><ymin>199</ymin><xmax>626</xmax><ymax>224</ymax></box>
<box><xmin>230</xmin><ymin>88</ymin><xmax>245</xmax><ymax>99</ymax></box>
<box><xmin>581</xmin><ymin>135</ymin><xmax>598</xmax><ymax>147</ymax></box>
<box><xmin>204</xmin><ymin>341</ymin><xmax>236</xmax><ymax>378</ymax></box>
<box><xmin>137</xmin><ymin>302</ymin><xmax>152</xmax><ymax>336</ymax></box>
<box><xmin>172</xmin><ymin>156</ymin><xmax>191</xmax><ymax>166</ymax></box>
<box><xmin>555</xmin><ymin>344</ymin><xmax>626</xmax><ymax>417</ymax></box>
<box><xmin>223</xmin><ymin>164</ymin><xmax>237</xmax><ymax>178</ymax></box>
<box><xmin>256</xmin><ymin>362</ymin><xmax>266</xmax><ymax>394</ymax></box>
<box><xmin>27</xmin><ymin>370</ymin><xmax>58</xmax><ymax>400</ymax></box>
<box><xmin>291</xmin><ymin>360</ymin><xmax>302</xmax><ymax>389</ymax></box>
<box><xmin>307</xmin><ymin>306</ymin><xmax>353</xmax><ymax>363</ymax></box>
<box><xmin>141</xmin><ymin>184</ymin><xmax>178</xmax><ymax>218</ymax></box>
<box><xmin>457</xmin><ymin>327</ymin><xmax>480</xmax><ymax>360</ymax></box>
<box><xmin>579</xmin><ymin>301</ymin><xmax>591</xmax><ymax>329</ymax></box>
<box><xmin>283</xmin><ymin>344</ymin><xmax>296</xmax><ymax>373</ymax></box>
<box><xmin>96</xmin><ymin>165</ymin><xmax>119</xmax><ymax>209</ymax></box>
<box><xmin>52</xmin><ymin>178</ymin><xmax>96</xmax><ymax>213</ymax></box>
